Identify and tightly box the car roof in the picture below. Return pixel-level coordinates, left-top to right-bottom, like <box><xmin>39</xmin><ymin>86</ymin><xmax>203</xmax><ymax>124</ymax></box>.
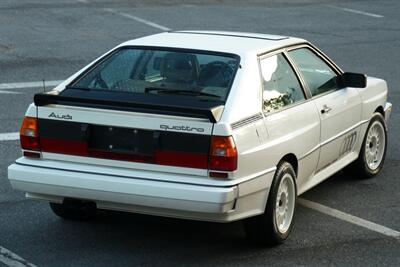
<box><xmin>120</xmin><ymin>31</ymin><xmax>307</xmax><ymax>56</ymax></box>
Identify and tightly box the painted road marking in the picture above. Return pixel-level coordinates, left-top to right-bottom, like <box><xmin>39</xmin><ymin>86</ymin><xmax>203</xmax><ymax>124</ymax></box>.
<box><xmin>327</xmin><ymin>5</ymin><xmax>384</xmax><ymax>18</ymax></box>
<box><xmin>104</xmin><ymin>8</ymin><xmax>171</xmax><ymax>31</ymax></box>
<box><xmin>298</xmin><ymin>198</ymin><xmax>400</xmax><ymax>239</ymax></box>
<box><xmin>0</xmin><ymin>132</ymin><xmax>19</xmax><ymax>141</ymax></box>
<box><xmin>0</xmin><ymin>91</ymin><xmax>22</xmax><ymax>95</ymax></box>
<box><xmin>0</xmin><ymin>80</ymin><xmax>63</xmax><ymax>90</ymax></box>
<box><xmin>0</xmin><ymin>246</ymin><xmax>37</xmax><ymax>267</ymax></box>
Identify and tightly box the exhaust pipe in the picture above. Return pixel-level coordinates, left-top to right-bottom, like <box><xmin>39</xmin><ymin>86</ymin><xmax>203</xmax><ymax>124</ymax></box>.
<box><xmin>61</xmin><ymin>198</ymin><xmax>97</xmax><ymax>220</ymax></box>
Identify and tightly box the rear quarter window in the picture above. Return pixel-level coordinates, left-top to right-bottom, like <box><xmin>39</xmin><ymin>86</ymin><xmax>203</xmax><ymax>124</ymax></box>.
<box><xmin>260</xmin><ymin>53</ymin><xmax>305</xmax><ymax>113</ymax></box>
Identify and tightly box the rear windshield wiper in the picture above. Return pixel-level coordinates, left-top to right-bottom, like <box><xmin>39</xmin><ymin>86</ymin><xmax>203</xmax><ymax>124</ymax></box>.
<box><xmin>145</xmin><ymin>87</ymin><xmax>220</xmax><ymax>99</ymax></box>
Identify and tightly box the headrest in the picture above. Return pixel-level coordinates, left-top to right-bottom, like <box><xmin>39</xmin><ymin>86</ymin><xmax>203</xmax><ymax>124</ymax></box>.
<box><xmin>161</xmin><ymin>53</ymin><xmax>199</xmax><ymax>83</ymax></box>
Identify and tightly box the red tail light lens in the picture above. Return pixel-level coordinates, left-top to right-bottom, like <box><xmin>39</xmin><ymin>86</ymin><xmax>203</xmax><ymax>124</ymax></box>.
<box><xmin>209</xmin><ymin>136</ymin><xmax>237</xmax><ymax>172</ymax></box>
<box><xmin>20</xmin><ymin>117</ymin><xmax>40</xmax><ymax>151</ymax></box>
<box><xmin>155</xmin><ymin>150</ymin><xmax>208</xmax><ymax>169</ymax></box>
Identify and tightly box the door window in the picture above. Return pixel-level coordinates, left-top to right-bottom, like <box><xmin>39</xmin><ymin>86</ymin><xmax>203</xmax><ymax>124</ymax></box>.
<box><xmin>260</xmin><ymin>53</ymin><xmax>305</xmax><ymax>113</ymax></box>
<box><xmin>288</xmin><ymin>48</ymin><xmax>339</xmax><ymax>97</ymax></box>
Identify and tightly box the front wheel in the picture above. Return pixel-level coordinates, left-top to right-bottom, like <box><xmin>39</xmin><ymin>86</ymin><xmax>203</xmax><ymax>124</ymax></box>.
<box><xmin>244</xmin><ymin>161</ymin><xmax>297</xmax><ymax>245</ymax></box>
<box><xmin>347</xmin><ymin>113</ymin><xmax>387</xmax><ymax>179</ymax></box>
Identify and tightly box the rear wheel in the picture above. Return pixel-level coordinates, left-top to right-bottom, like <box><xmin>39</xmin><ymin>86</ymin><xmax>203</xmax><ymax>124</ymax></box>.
<box><xmin>347</xmin><ymin>113</ymin><xmax>387</xmax><ymax>179</ymax></box>
<box><xmin>50</xmin><ymin>199</ymin><xmax>97</xmax><ymax>221</ymax></box>
<box><xmin>244</xmin><ymin>161</ymin><xmax>297</xmax><ymax>245</ymax></box>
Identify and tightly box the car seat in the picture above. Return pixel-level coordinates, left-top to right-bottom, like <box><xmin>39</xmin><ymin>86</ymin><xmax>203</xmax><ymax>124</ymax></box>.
<box><xmin>160</xmin><ymin>53</ymin><xmax>199</xmax><ymax>85</ymax></box>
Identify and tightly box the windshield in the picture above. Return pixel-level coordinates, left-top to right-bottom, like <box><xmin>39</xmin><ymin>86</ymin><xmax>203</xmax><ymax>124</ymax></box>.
<box><xmin>69</xmin><ymin>47</ymin><xmax>240</xmax><ymax>101</ymax></box>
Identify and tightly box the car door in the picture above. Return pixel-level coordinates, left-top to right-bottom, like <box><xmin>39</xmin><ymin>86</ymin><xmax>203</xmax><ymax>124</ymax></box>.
<box><xmin>287</xmin><ymin>46</ymin><xmax>362</xmax><ymax>172</ymax></box>
<box><xmin>259</xmin><ymin>51</ymin><xmax>320</xmax><ymax>187</ymax></box>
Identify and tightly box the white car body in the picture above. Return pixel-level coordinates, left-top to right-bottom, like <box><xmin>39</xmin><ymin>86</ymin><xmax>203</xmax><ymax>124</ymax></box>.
<box><xmin>8</xmin><ymin>31</ymin><xmax>392</xmax><ymax>223</ymax></box>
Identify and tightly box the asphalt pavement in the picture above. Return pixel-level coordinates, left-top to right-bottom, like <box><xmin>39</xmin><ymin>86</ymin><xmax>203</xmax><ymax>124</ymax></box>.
<box><xmin>0</xmin><ymin>0</ymin><xmax>399</xmax><ymax>266</ymax></box>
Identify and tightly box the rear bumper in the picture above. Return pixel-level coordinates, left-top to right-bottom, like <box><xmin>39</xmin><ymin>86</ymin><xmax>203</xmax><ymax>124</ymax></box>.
<box><xmin>8</xmin><ymin>158</ymin><xmax>273</xmax><ymax>222</ymax></box>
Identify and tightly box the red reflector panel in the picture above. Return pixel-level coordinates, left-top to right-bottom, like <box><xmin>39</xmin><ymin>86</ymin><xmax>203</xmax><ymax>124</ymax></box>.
<box><xmin>89</xmin><ymin>149</ymin><xmax>154</xmax><ymax>164</ymax></box>
<box><xmin>209</xmin><ymin>136</ymin><xmax>237</xmax><ymax>172</ymax></box>
<box><xmin>40</xmin><ymin>137</ymin><xmax>209</xmax><ymax>169</ymax></box>
<box><xmin>155</xmin><ymin>150</ymin><xmax>208</xmax><ymax>169</ymax></box>
<box><xmin>40</xmin><ymin>138</ymin><xmax>88</xmax><ymax>156</ymax></box>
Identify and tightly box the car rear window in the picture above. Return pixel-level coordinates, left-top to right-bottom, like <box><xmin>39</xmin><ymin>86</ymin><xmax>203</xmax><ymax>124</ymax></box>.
<box><xmin>69</xmin><ymin>47</ymin><xmax>240</xmax><ymax>102</ymax></box>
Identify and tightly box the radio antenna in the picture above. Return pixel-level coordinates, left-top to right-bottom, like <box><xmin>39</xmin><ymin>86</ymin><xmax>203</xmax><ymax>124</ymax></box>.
<box><xmin>42</xmin><ymin>79</ymin><xmax>46</xmax><ymax>92</ymax></box>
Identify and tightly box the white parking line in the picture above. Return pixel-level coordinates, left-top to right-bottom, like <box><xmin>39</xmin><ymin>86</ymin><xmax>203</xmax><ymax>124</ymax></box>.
<box><xmin>0</xmin><ymin>246</ymin><xmax>37</xmax><ymax>267</ymax></box>
<box><xmin>327</xmin><ymin>5</ymin><xmax>384</xmax><ymax>18</ymax></box>
<box><xmin>0</xmin><ymin>132</ymin><xmax>19</xmax><ymax>141</ymax></box>
<box><xmin>0</xmin><ymin>80</ymin><xmax>63</xmax><ymax>90</ymax></box>
<box><xmin>0</xmin><ymin>91</ymin><xmax>22</xmax><ymax>95</ymax></box>
<box><xmin>298</xmin><ymin>198</ymin><xmax>400</xmax><ymax>239</ymax></box>
<box><xmin>104</xmin><ymin>8</ymin><xmax>171</xmax><ymax>31</ymax></box>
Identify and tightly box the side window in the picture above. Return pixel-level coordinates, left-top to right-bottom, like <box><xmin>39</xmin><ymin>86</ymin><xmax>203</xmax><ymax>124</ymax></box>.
<box><xmin>260</xmin><ymin>53</ymin><xmax>305</xmax><ymax>113</ymax></box>
<box><xmin>288</xmin><ymin>48</ymin><xmax>339</xmax><ymax>97</ymax></box>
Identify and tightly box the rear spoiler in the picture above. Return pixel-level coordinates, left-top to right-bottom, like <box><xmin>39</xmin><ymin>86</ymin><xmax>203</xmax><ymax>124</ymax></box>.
<box><xmin>34</xmin><ymin>90</ymin><xmax>224</xmax><ymax>123</ymax></box>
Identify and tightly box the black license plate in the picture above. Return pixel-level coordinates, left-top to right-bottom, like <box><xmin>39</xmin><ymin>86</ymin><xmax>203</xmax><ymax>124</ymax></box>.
<box><xmin>88</xmin><ymin>125</ymin><xmax>155</xmax><ymax>156</ymax></box>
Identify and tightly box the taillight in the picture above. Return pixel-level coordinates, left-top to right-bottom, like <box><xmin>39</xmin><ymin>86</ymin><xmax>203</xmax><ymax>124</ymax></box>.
<box><xmin>20</xmin><ymin>117</ymin><xmax>40</xmax><ymax>151</ymax></box>
<box><xmin>209</xmin><ymin>136</ymin><xmax>237</xmax><ymax>172</ymax></box>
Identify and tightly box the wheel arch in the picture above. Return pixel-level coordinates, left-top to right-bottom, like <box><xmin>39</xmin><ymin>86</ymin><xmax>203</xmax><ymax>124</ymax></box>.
<box><xmin>374</xmin><ymin>106</ymin><xmax>384</xmax><ymax>116</ymax></box>
<box><xmin>359</xmin><ymin>76</ymin><xmax>387</xmax><ymax>121</ymax></box>
<box><xmin>279</xmin><ymin>153</ymin><xmax>298</xmax><ymax>177</ymax></box>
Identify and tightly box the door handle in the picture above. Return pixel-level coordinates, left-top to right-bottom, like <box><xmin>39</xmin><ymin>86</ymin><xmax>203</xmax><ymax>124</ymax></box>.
<box><xmin>321</xmin><ymin>105</ymin><xmax>332</xmax><ymax>114</ymax></box>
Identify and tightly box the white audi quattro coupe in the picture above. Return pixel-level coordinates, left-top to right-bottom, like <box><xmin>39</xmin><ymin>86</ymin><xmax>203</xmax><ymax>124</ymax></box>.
<box><xmin>8</xmin><ymin>31</ymin><xmax>392</xmax><ymax>245</ymax></box>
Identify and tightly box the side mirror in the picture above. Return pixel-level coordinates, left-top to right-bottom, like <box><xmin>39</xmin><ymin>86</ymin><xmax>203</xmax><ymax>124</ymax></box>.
<box><xmin>339</xmin><ymin>72</ymin><xmax>367</xmax><ymax>88</ymax></box>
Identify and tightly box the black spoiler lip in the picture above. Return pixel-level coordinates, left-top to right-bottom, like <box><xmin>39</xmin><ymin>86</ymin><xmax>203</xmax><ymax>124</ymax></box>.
<box><xmin>34</xmin><ymin>92</ymin><xmax>224</xmax><ymax>123</ymax></box>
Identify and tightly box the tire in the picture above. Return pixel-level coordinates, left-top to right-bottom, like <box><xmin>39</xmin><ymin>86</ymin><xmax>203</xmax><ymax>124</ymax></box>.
<box><xmin>50</xmin><ymin>199</ymin><xmax>97</xmax><ymax>221</ymax></box>
<box><xmin>347</xmin><ymin>113</ymin><xmax>387</xmax><ymax>179</ymax></box>
<box><xmin>244</xmin><ymin>161</ymin><xmax>297</xmax><ymax>245</ymax></box>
